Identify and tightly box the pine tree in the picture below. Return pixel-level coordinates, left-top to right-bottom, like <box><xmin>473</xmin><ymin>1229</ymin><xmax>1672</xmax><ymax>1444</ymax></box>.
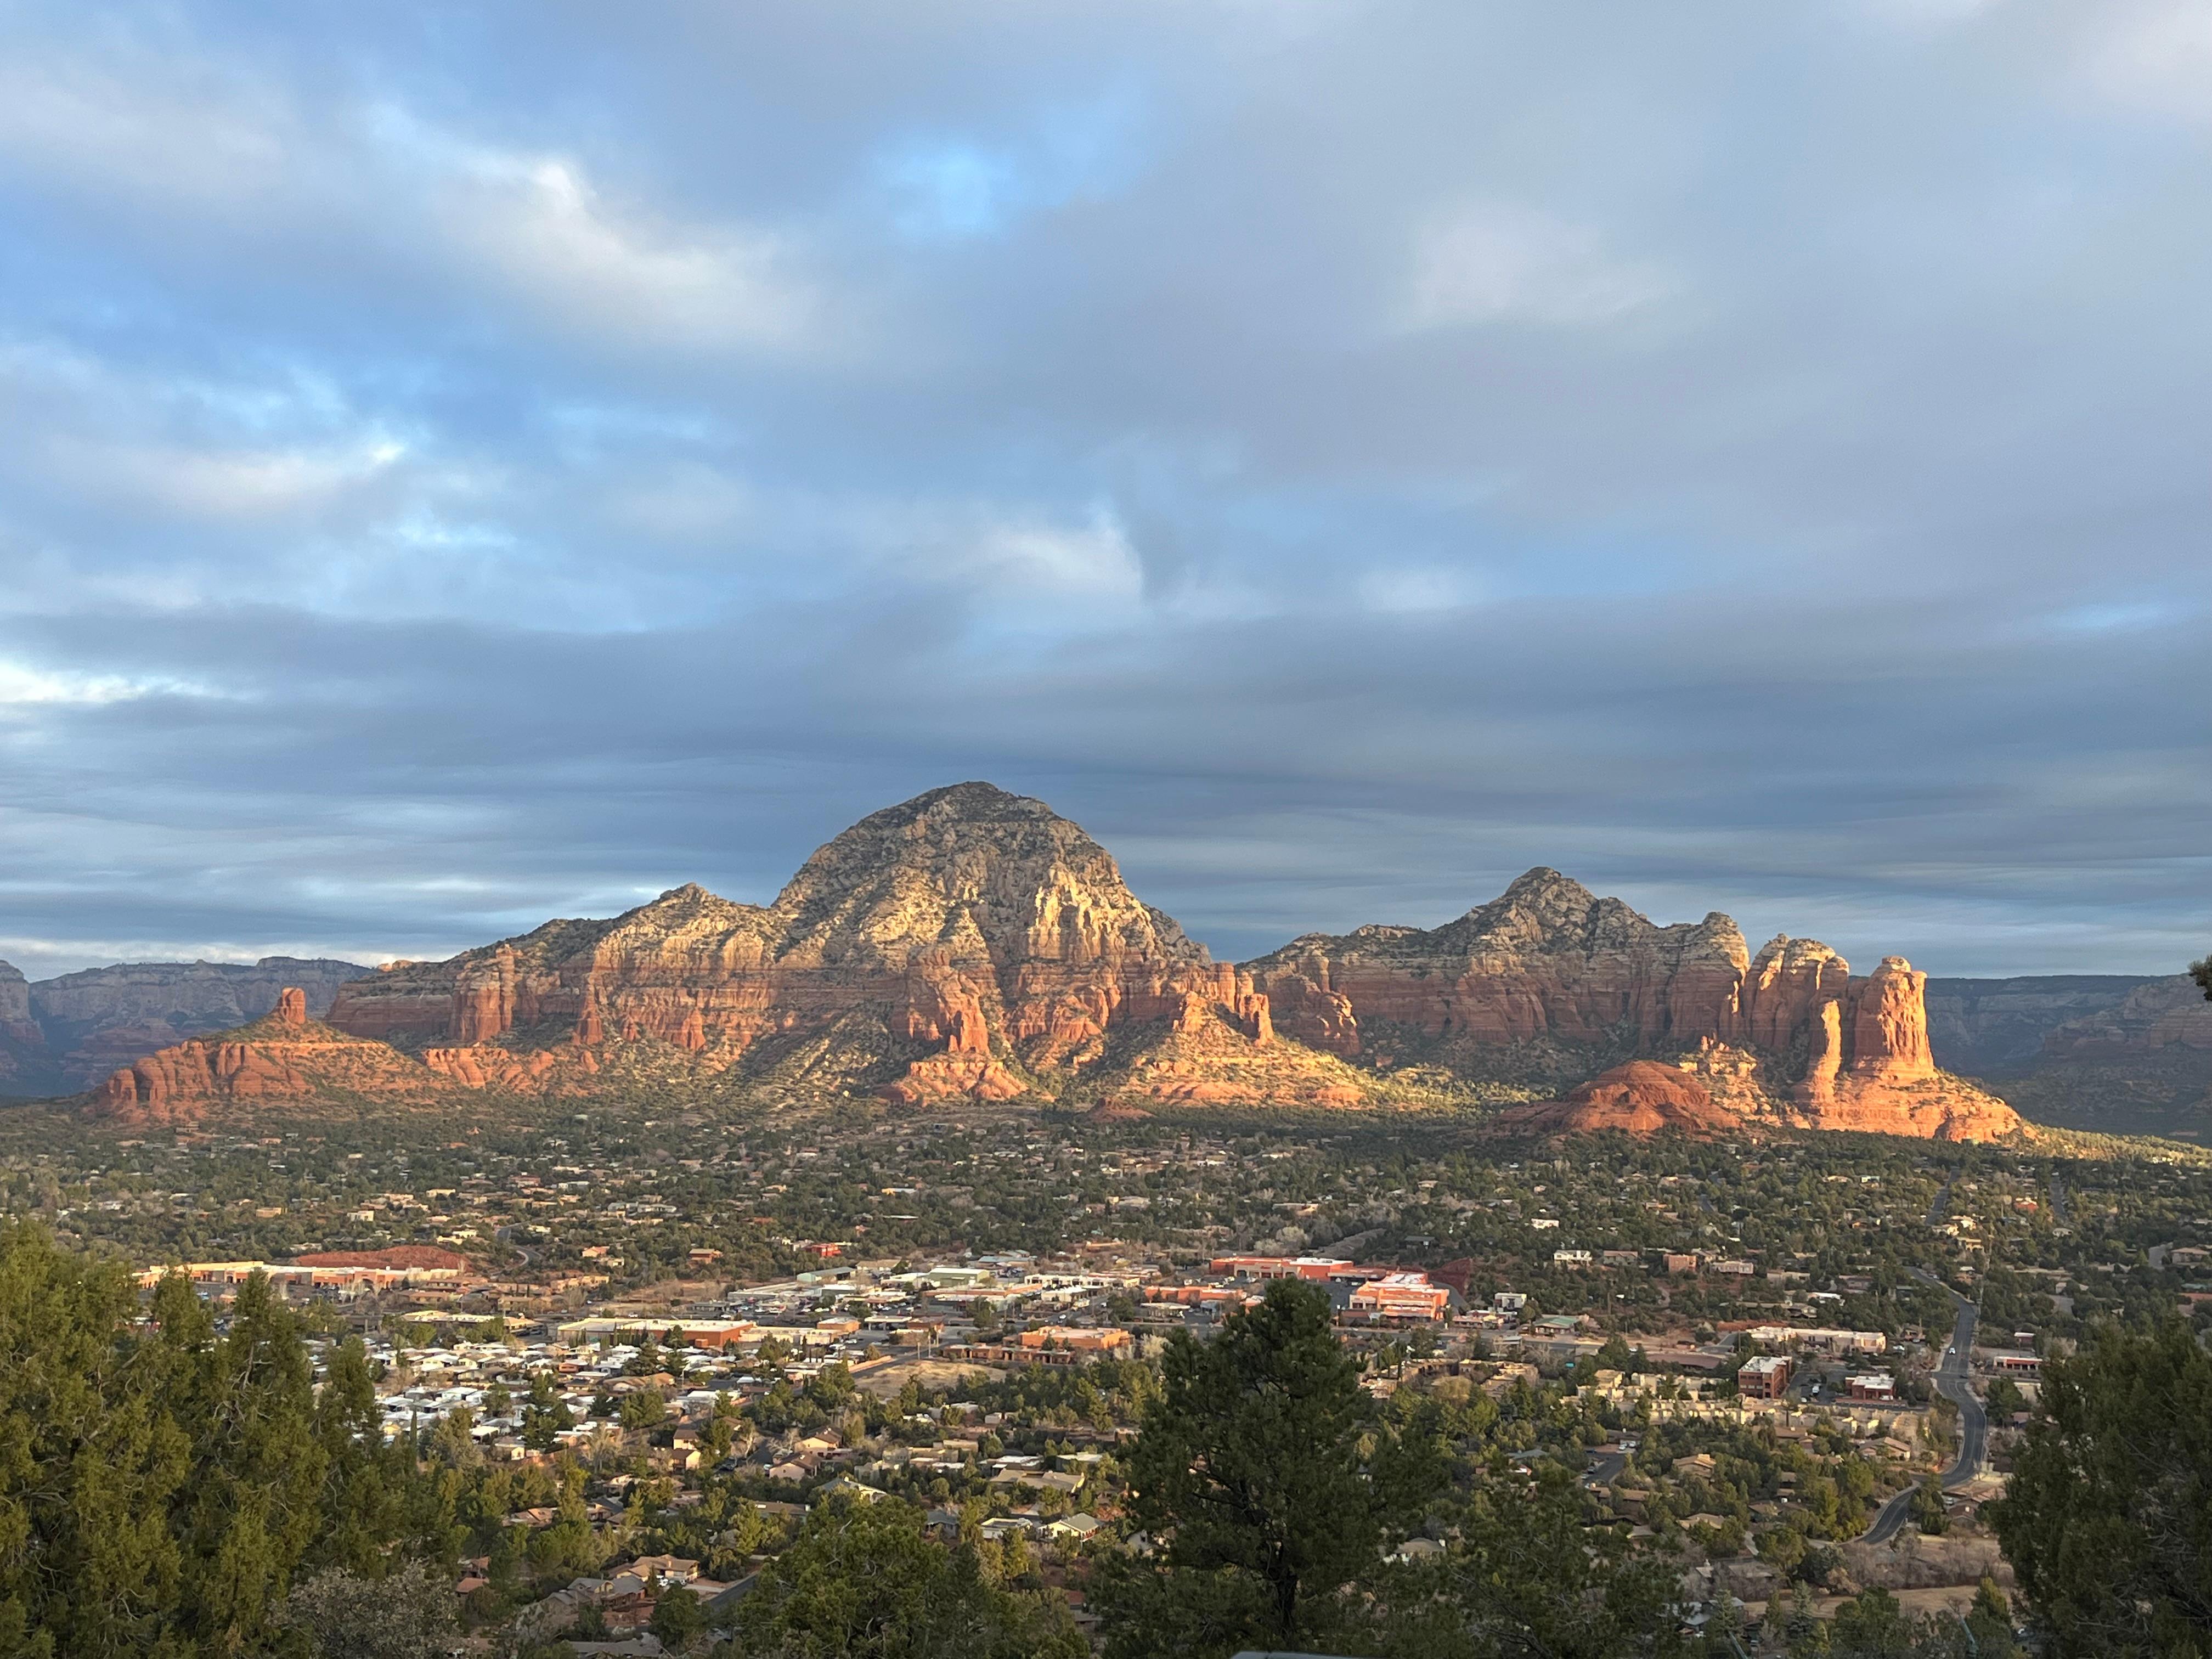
<box><xmin>0</xmin><ymin>1226</ymin><xmax>189</xmax><ymax>1657</ymax></box>
<box><xmin>164</xmin><ymin>1273</ymin><xmax>330</xmax><ymax>1655</ymax></box>
<box><xmin>308</xmin><ymin>1337</ymin><xmax>409</xmax><ymax>1576</ymax></box>
<box><xmin>1097</xmin><ymin>1278</ymin><xmax>1441</xmax><ymax>1657</ymax></box>
<box><xmin>520</xmin><ymin>1369</ymin><xmax>572</xmax><ymax>1453</ymax></box>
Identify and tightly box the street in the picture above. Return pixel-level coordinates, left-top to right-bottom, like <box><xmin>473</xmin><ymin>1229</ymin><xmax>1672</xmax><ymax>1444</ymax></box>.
<box><xmin>1861</xmin><ymin>1271</ymin><xmax>1984</xmax><ymax>1544</ymax></box>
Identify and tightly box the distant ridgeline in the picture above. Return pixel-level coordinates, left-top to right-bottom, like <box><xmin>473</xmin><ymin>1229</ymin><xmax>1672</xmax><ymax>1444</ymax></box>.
<box><xmin>0</xmin><ymin>956</ymin><xmax>371</xmax><ymax>1098</ymax></box>
<box><xmin>22</xmin><ymin>782</ymin><xmax>2206</xmax><ymax>1139</ymax></box>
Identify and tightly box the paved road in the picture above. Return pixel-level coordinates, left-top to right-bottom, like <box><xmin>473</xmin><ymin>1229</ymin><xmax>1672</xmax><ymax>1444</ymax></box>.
<box><xmin>1862</xmin><ymin>1272</ymin><xmax>1984</xmax><ymax>1544</ymax></box>
<box><xmin>2047</xmin><ymin>1170</ymin><xmax>2069</xmax><ymax>1223</ymax></box>
<box><xmin>1924</xmin><ymin>1180</ymin><xmax>1952</xmax><ymax>1227</ymax></box>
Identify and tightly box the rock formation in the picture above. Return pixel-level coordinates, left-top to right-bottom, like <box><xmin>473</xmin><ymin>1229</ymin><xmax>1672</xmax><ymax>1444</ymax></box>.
<box><xmin>0</xmin><ymin>956</ymin><xmax>374</xmax><ymax>1097</ymax></box>
<box><xmin>2036</xmin><ymin>975</ymin><xmax>2212</xmax><ymax>1061</ymax></box>
<box><xmin>1962</xmin><ymin>974</ymin><xmax>2212</xmax><ymax>1136</ymax></box>
<box><xmin>1923</xmin><ymin>974</ymin><xmax>2159</xmax><ymax>1074</ymax></box>
<box><xmin>1247</xmin><ymin>870</ymin><xmax>2021</xmax><ymax>1140</ymax></box>
<box><xmin>1249</xmin><ymin>871</ymin><xmax>1769</xmax><ymax>1076</ymax></box>
<box><xmin>0</xmin><ymin>962</ymin><xmax>51</xmax><ymax>1096</ymax></box>
<box><xmin>1911</xmin><ymin>973</ymin><xmax>2211</xmax><ymax>1137</ymax></box>
<box><xmin>78</xmin><ymin>786</ymin><xmax>2032</xmax><ymax>1139</ymax></box>
<box><xmin>92</xmin><ymin>989</ymin><xmax>444</xmax><ymax>1127</ymax></box>
<box><xmin>326</xmin><ymin>783</ymin><xmax>1327</xmax><ymax>1109</ymax></box>
<box><xmin>1493</xmin><ymin>1061</ymin><xmax>1740</xmax><ymax>1136</ymax></box>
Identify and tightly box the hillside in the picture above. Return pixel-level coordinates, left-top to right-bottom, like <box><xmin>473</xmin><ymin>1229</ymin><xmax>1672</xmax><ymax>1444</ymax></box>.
<box><xmin>0</xmin><ymin>956</ymin><xmax>371</xmax><ymax>1098</ymax></box>
<box><xmin>72</xmin><ymin>783</ymin><xmax>2039</xmax><ymax>1140</ymax></box>
<box><xmin>1925</xmin><ymin>973</ymin><xmax>2212</xmax><ymax>1140</ymax></box>
<box><xmin>1245</xmin><ymin>870</ymin><xmax>2019</xmax><ymax>1141</ymax></box>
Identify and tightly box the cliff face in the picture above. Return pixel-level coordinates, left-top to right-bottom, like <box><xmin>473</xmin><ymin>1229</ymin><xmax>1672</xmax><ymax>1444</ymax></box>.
<box><xmin>82</xmin><ymin>787</ymin><xmax>2031</xmax><ymax>1139</ymax></box>
<box><xmin>92</xmin><ymin>988</ymin><xmax>445</xmax><ymax>1127</ymax></box>
<box><xmin>1917</xmin><ymin>973</ymin><xmax>2210</xmax><ymax>1137</ymax></box>
<box><xmin>1247</xmin><ymin>870</ymin><xmax>2019</xmax><ymax>1141</ymax></box>
<box><xmin>2</xmin><ymin>956</ymin><xmax>374</xmax><ymax>1096</ymax></box>
<box><xmin>2036</xmin><ymin>975</ymin><xmax>2212</xmax><ymax>1060</ymax></box>
<box><xmin>1923</xmin><ymin>975</ymin><xmax>2158</xmax><ymax>1074</ymax></box>
<box><xmin>326</xmin><ymin>783</ymin><xmax>1308</xmax><ymax>1108</ymax></box>
<box><xmin>1252</xmin><ymin>871</ymin><xmax>1750</xmax><ymax>1071</ymax></box>
<box><xmin>0</xmin><ymin>962</ymin><xmax>50</xmax><ymax>1096</ymax></box>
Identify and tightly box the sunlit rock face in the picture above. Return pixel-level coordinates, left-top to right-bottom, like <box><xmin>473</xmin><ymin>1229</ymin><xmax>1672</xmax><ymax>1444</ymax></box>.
<box><xmin>92</xmin><ymin>784</ymin><xmax>2020</xmax><ymax>1137</ymax></box>
<box><xmin>1249</xmin><ymin>871</ymin><xmax>2021</xmax><ymax>1140</ymax></box>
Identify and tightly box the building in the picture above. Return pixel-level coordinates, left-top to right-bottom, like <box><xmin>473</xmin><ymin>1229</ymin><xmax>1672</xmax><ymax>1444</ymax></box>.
<box><xmin>1737</xmin><ymin>1355</ymin><xmax>1792</xmax><ymax>1399</ymax></box>
<box><xmin>1745</xmin><ymin>1324</ymin><xmax>1887</xmax><ymax>1356</ymax></box>
<box><xmin>1017</xmin><ymin>1327</ymin><xmax>1132</xmax><ymax>1354</ymax></box>
<box><xmin>1348</xmin><ymin>1273</ymin><xmax>1451</xmax><ymax>1322</ymax></box>
<box><xmin>1844</xmin><ymin>1373</ymin><xmax>1897</xmax><ymax>1402</ymax></box>
<box><xmin>1207</xmin><ymin>1255</ymin><xmax>1348</xmax><ymax>1282</ymax></box>
<box><xmin>554</xmin><ymin>1317</ymin><xmax>759</xmax><ymax>1350</ymax></box>
<box><xmin>136</xmin><ymin>1257</ymin><xmax>465</xmax><ymax>1301</ymax></box>
<box><xmin>1144</xmin><ymin>1284</ymin><xmax>1255</xmax><ymax>1308</ymax></box>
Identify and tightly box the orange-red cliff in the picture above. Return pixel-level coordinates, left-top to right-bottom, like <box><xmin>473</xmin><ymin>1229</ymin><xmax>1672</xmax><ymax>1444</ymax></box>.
<box><xmin>88</xmin><ymin>789</ymin><xmax>2023</xmax><ymax>1137</ymax></box>
<box><xmin>325</xmin><ymin>783</ymin><xmax>1294</xmax><ymax>1108</ymax></box>
<box><xmin>93</xmin><ymin>987</ymin><xmax>444</xmax><ymax>1126</ymax></box>
<box><xmin>1246</xmin><ymin>870</ymin><xmax>2019</xmax><ymax>1140</ymax></box>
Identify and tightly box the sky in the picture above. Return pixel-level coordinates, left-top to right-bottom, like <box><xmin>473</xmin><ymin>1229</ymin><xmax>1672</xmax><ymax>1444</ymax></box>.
<box><xmin>2</xmin><ymin>1</ymin><xmax>2208</xmax><ymax>983</ymax></box>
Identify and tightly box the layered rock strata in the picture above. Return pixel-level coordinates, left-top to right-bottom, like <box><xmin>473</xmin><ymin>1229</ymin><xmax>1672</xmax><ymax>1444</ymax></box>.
<box><xmin>1247</xmin><ymin>869</ymin><xmax>2019</xmax><ymax>1140</ymax></box>
<box><xmin>1923</xmin><ymin>975</ymin><xmax>2159</xmax><ymax>1075</ymax></box>
<box><xmin>0</xmin><ymin>962</ymin><xmax>49</xmax><ymax>1096</ymax></box>
<box><xmin>327</xmin><ymin>783</ymin><xmax>1313</xmax><ymax>1109</ymax></box>
<box><xmin>1</xmin><ymin>956</ymin><xmax>373</xmax><ymax>1096</ymax></box>
<box><xmin>93</xmin><ymin>986</ymin><xmax>445</xmax><ymax>1126</ymax></box>
<box><xmin>83</xmin><ymin>787</ymin><xmax>2027</xmax><ymax>1138</ymax></box>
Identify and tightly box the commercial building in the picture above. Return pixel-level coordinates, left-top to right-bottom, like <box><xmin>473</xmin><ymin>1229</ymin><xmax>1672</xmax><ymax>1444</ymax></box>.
<box><xmin>1737</xmin><ymin>1355</ymin><xmax>1792</xmax><ymax>1398</ymax></box>
<box><xmin>1016</xmin><ymin>1327</ymin><xmax>1132</xmax><ymax>1354</ymax></box>
<box><xmin>1348</xmin><ymin>1272</ymin><xmax>1452</xmax><ymax>1322</ymax></box>
<box><xmin>1207</xmin><ymin>1255</ymin><xmax>1347</xmax><ymax>1282</ymax></box>
<box><xmin>1745</xmin><ymin>1324</ymin><xmax>1888</xmax><ymax>1356</ymax></box>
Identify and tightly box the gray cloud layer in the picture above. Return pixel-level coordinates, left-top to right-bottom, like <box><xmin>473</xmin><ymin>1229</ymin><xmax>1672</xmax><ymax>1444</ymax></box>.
<box><xmin>2</xmin><ymin>1</ymin><xmax>2207</xmax><ymax>980</ymax></box>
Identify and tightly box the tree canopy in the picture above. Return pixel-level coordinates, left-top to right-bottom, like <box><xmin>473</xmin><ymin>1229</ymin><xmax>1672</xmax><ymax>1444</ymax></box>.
<box><xmin>0</xmin><ymin>1225</ymin><xmax>361</xmax><ymax>1656</ymax></box>
<box><xmin>1096</xmin><ymin>1278</ymin><xmax>1441</xmax><ymax>1657</ymax></box>
<box><xmin>1989</xmin><ymin>1321</ymin><xmax>2212</xmax><ymax>1657</ymax></box>
<box><xmin>731</xmin><ymin>1493</ymin><xmax>1083</xmax><ymax>1658</ymax></box>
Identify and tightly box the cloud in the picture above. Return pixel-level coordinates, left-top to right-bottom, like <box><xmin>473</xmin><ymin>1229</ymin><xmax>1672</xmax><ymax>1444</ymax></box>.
<box><xmin>2081</xmin><ymin>1</ymin><xmax>2212</xmax><ymax>125</ymax></box>
<box><xmin>0</xmin><ymin>0</ymin><xmax>2204</xmax><ymax>984</ymax></box>
<box><xmin>0</xmin><ymin>22</ymin><xmax>827</xmax><ymax>362</ymax></box>
<box><xmin>427</xmin><ymin>146</ymin><xmax>821</xmax><ymax>354</ymax></box>
<box><xmin>0</xmin><ymin>661</ymin><xmax>206</xmax><ymax>709</ymax></box>
<box><xmin>1402</xmin><ymin>204</ymin><xmax>1676</xmax><ymax>331</ymax></box>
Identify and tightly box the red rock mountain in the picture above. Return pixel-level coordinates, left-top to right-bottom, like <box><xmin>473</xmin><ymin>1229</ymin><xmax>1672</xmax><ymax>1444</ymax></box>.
<box><xmin>1494</xmin><ymin>1061</ymin><xmax>1740</xmax><ymax>1137</ymax></box>
<box><xmin>1246</xmin><ymin>868</ymin><xmax>2019</xmax><ymax>1141</ymax></box>
<box><xmin>93</xmin><ymin>987</ymin><xmax>445</xmax><ymax>1126</ymax></box>
<box><xmin>323</xmin><ymin>783</ymin><xmax>1313</xmax><ymax>1108</ymax></box>
<box><xmin>0</xmin><ymin>956</ymin><xmax>371</xmax><ymax>1097</ymax></box>
<box><xmin>0</xmin><ymin>963</ymin><xmax>46</xmax><ymax>1097</ymax></box>
<box><xmin>1961</xmin><ymin>974</ymin><xmax>2212</xmax><ymax>1137</ymax></box>
<box><xmin>87</xmin><ymin>785</ymin><xmax>2021</xmax><ymax>1138</ymax></box>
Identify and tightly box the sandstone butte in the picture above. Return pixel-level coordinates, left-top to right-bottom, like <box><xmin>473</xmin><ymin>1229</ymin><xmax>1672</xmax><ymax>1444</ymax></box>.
<box><xmin>1245</xmin><ymin>866</ymin><xmax>2019</xmax><ymax>1142</ymax></box>
<box><xmin>89</xmin><ymin>782</ymin><xmax>2022</xmax><ymax>1141</ymax></box>
<box><xmin>93</xmin><ymin>988</ymin><xmax>445</xmax><ymax>1127</ymax></box>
